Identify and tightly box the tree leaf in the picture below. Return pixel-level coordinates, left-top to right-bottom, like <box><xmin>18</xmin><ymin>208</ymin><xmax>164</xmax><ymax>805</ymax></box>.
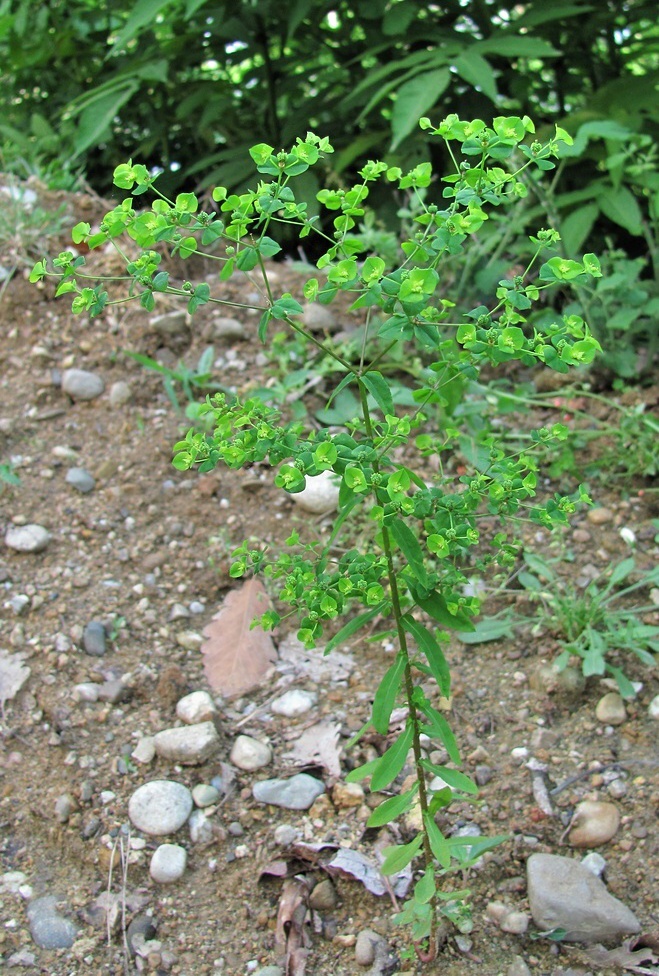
<box><xmin>283</xmin><ymin>720</ymin><xmax>342</xmax><ymax>780</ymax></box>
<box><xmin>201</xmin><ymin>578</ymin><xmax>277</xmax><ymax>697</ymax></box>
<box><xmin>598</xmin><ymin>186</ymin><xmax>643</xmax><ymax>236</ymax></box>
<box><xmin>370</xmin><ymin>722</ymin><xmax>414</xmax><ymax>791</ymax></box>
<box><xmin>324</xmin><ymin>601</ymin><xmax>386</xmax><ymax>653</ymax></box>
<box><xmin>389</xmin><ymin>518</ymin><xmax>428</xmax><ymax>587</ymax></box>
<box><xmin>110</xmin><ymin>0</ymin><xmax>175</xmax><ymax>51</ymax></box>
<box><xmin>72</xmin><ymin>82</ymin><xmax>139</xmax><ymax>157</ymax></box>
<box><xmin>454</xmin><ymin>50</ymin><xmax>498</xmax><ymax>101</ymax></box>
<box><xmin>391</xmin><ymin>68</ymin><xmax>451</xmax><ymax>151</ymax></box>
<box><xmin>361</xmin><ymin>370</ymin><xmax>394</xmax><ymax>417</ymax></box>
<box><xmin>380</xmin><ymin>833</ymin><xmax>424</xmax><ymax>875</ymax></box>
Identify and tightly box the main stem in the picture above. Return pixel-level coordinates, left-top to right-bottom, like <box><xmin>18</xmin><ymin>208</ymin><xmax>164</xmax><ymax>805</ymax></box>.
<box><xmin>357</xmin><ymin>379</ymin><xmax>439</xmax><ymax>961</ymax></box>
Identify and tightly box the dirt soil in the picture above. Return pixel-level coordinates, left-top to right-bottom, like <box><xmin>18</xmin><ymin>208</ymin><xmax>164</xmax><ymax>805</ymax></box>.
<box><xmin>0</xmin><ymin>192</ymin><xmax>658</xmax><ymax>976</ymax></box>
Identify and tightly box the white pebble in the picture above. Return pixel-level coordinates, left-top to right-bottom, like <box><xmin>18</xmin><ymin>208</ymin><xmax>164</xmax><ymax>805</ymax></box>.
<box><xmin>271</xmin><ymin>689</ymin><xmax>316</xmax><ymax>718</ymax></box>
<box><xmin>128</xmin><ymin>781</ymin><xmax>193</xmax><ymax>836</ymax></box>
<box><xmin>648</xmin><ymin>695</ymin><xmax>659</xmax><ymax>720</ymax></box>
<box><xmin>290</xmin><ymin>471</ymin><xmax>339</xmax><ymax>514</ymax></box>
<box><xmin>149</xmin><ymin>843</ymin><xmax>187</xmax><ymax>883</ymax></box>
<box><xmin>176</xmin><ymin>690</ymin><xmax>217</xmax><ymax>724</ymax></box>
<box><xmin>581</xmin><ymin>852</ymin><xmax>606</xmax><ymax>877</ymax></box>
<box><xmin>230</xmin><ymin>735</ymin><xmax>273</xmax><ymax>771</ymax></box>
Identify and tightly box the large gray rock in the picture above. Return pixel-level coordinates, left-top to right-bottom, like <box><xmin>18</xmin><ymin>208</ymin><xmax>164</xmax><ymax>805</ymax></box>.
<box><xmin>128</xmin><ymin>780</ymin><xmax>193</xmax><ymax>836</ymax></box>
<box><xmin>527</xmin><ymin>853</ymin><xmax>641</xmax><ymax>943</ymax></box>
<box><xmin>252</xmin><ymin>773</ymin><xmax>325</xmax><ymax>810</ymax></box>
<box><xmin>153</xmin><ymin>721</ymin><xmax>220</xmax><ymax>764</ymax></box>
<box><xmin>62</xmin><ymin>368</ymin><xmax>105</xmax><ymax>400</ymax></box>
<box><xmin>5</xmin><ymin>524</ymin><xmax>51</xmax><ymax>553</ymax></box>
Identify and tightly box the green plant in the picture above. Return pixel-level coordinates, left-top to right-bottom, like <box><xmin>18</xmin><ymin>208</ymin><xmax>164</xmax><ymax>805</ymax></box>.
<box><xmin>126</xmin><ymin>346</ymin><xmax>229</xmax><ymax>417</ymax></box>
<box><xmin>32</xmin><ymin>116</ymin><xmax>603</xmax><ymax>959</ymax></box>
<box><xmin>519</xmin><ymin>551</ymin><xmax>659</xmax><ymax>695</ymax></box>
<box><xmin>0</xmin><ymin>462</ymin><xmax>21</xmax><ymax>491</ymax></box>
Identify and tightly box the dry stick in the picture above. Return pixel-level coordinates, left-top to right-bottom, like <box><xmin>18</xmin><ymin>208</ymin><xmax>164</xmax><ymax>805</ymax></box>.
<box><xmin>550</xmin><ymin>758</ymin><xmax>659</xmax><ymax>796</ymax></box>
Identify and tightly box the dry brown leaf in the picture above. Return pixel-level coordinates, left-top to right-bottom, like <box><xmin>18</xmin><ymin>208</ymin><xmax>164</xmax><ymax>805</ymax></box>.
<box><xmin>282</xmin><ymin>720</ymin><xmax>342</xmax><ymax>780</ymax></box>
<box><xmin>0</xmin><ymin>650</ymin><xmax>30</xmax><ymax>709</ymax></box>
<box><xmin>275</xmin><ymin>877</ymin><xmax>311</xmax><ymax>976</ymax></box>
<box><xmin>584</xmin><ymin>936</ymin><xmax>659</xmax><ymax>974</ymax></box>
<box><xmin>201</xmin><ymin>578</ymin><xmax>277</xmax><ymax>698</ymax></box>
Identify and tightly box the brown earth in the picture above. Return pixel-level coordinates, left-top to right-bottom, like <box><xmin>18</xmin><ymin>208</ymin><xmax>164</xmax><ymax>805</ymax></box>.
<box><xmin>0</xmin><ymin>189</ymin><xmax>658</xmax><ymax>976</ymax></box>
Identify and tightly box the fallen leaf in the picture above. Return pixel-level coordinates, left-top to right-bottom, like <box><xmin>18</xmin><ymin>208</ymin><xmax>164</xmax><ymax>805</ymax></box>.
<box><xmin>277</xmin><ymin>634</ymin><xmax>354</xmax><ymax>683</ymax></box>
<box><xmin>0</xmin><ymin>650</ymin><xmax>30</xmax><ymax>709</ymax></box>
<box><xmin>201</xmin><ymin>578</ymin><xmax>277</xmax><ymax>698</ymax></box>
<box><xmin>275</xmin><ymin>877</ymin><xmax>311</xmax><ymax>976</ymax></box>
<box><xmin>325</xmin><ymin>847</ymin><xmax>412</xmax><ymax>899</ymax></box>
<box><xmin>283</xmin><ymin>720</ymin><xmax>342</xmax><ymax>781</ymax></box>
<box><xmin>584</xmin><ymin>936</ymin><xmax>659</xmax><ymax>974</ymax></box>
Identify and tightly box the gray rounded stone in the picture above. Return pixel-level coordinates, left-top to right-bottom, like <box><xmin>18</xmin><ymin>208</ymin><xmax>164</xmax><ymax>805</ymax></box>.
<box><xmin>62</xmin><ymin>368</ymin><xmax>105</xmax><ymax>400</ymax></box>
<box><xmin>189</xmin><ymin>808</ymin><xmax>214</xmax><ymax>845</ymax></box>
<box><xmin>149</xmin><ymin>843</ymin><xmax>187</xmax><ymax>883</ymax></box>
<box><xmin>109</xmin><ymin>380</ymin><xmax>132</xmax><ymax>407</ymax></box>
<box><xmin>271</xmin><ymin>689</ymin><xmax>316</xmax><ymax>718</ymax></box>
<box><xmin>5</xmin><ymin>524</ymin><xmax>51</xmax><ymax>553</ymax></box>
<box><xmin>290</xmin><ymin>471</ymin><xmax>340</xmax><ymax>514</ymax></box>
<box><xmin>66</xmin><ymin>467</ymin><xmax>96</xmax><ymax>493</ymax></box>
<box><xmin>83</xmin><ymin>620</ymin><xmax>107</xmax><ymax>657</ymax></box>
<box><xmin>230</xmin><ymin>735</ymin><xmax>273</xmax><ymax>771</ymax></box>
<box><xmin>128</xmin><ymin>780</ymin><xmax>193</xmax><ymax>836</ymax></box>
<box><xmin>252</xmin><ymin>773</ymin><xmax>324</xmax><ymax>810</ymax></box>
<box><xmin>27</xmin><ymin>895</ymin><xmax>78</xmax><ymax>949</ymax></box>
<box><xmin>153</xmin><ymin>721</ymin><xmax>221</xmax><ymax>765</ymax></box>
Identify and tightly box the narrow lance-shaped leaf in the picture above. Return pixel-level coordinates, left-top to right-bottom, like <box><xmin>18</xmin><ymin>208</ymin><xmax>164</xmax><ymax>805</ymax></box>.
<box><xmin>370</xmin><ymin>722</ymin><xmax>414</xmax><ymax>791</ymax></box>
<box><xmin>420</xmin><ymin>759</ymin><xmax>478</xmax><ymax>795</ymax></box>
<box><xmin>380</xmin><ymin>833</ymin><xmax>424</xmax><ymax>876</ymax></box>
<box><xmin>402</xmin><ymin>614</ymin><xmax>451</xmax><ymax>697</ymax></box>
<box><xmin>419</xmin><ymin>701</ymin><xmax>460</xmax><ymax>764</ymax></box>
<box><xmin>361</xmin><ymin>370</ymin><xmax>394</xmax><ymax>417</ymax></box>
<box><xmin>372</xmin><ymin>652</ymin><xmax>406</xmax><ymax>734</ymax></box>
<box><xmin>425</xmin><ymin>813</ymin><xmax>451</xmax><ymax>869</ymax></box>
<box><xmin>389</xmin><ymin>518</ymin><xmax>428</xmax><ymax>587</ymax></box>
<box><xmin>367</xmin><ymin>783</ymin><xmax>418</xmax><ymax>828</ymax></box>
<box><xmin>324</xmin><ymin>601</ymin><xmax>387</xmax><ymax>653</ymax></box>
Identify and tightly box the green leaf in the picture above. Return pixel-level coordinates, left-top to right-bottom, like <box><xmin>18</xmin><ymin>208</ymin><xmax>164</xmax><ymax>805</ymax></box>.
<box><xmin>372</xmin><ymin>653</ymin><xmax>406</xmax><ymax>734</ymax></box>
<box><xmin>598</xmin><ymin>186</ymin><xmax>643</xmax><ymax>236</ymax></box>
<box><xmin>402</xmin><ymin>615</ymin><xmax>450</xmax><ymax>697</ymax></box>
<box><xmin>453</xmin><ymin>50</ymin><xmax>497</xmax><ymax>101</ymax></box>
<box><xmin>419</xmin><ymin>703</ymin><xmax>460</xmax><ymax>764</ymax></box>
<box><xmin>475</xmin><ymin>35</ymin><xmax>560</xmax><ymax>58</ymax></box>
<box><xmin>421</xmin><ymin>760</ymin><xmax>478</xmax><ymax>795</ymax></box>
<box><xmin>380</xmin><ymin>833</ymin><xmax>424</xmax><ymax>875</ymax></box>
<box><xmin>425</xmin><ymin>814</ymin><xmax>451</xmax><ymax>869</ymax></box>
<box><xmin>415</xmin><ymin>588</ymin><xmax>475</xmax><ymax>632</ymax></box>
<box><xmin>414</xmin><ymin>867</ymin><xmax>436</xmax><ymax>904</ymax></box>
<box><xmin>72</xmin><ymin>81</ymin><xmax>139</xmax><ymax>157</ymax></box>
<box><xmin>459</xmin><ymin>614</ymin><xmax>516</xmax><ymax>644</ymax></box>
<box><xmin>345</xmin><ymin>758</ymin><xmax>381</xmax><ymax>783</ymax></box>
<box><xmin>391</xmin><ymin>68</ymin><xmax>451</xmax><ymax>151</ymax></box>
<box><xmin>389</xmin><ymin>518</ymin><xmax>428</xmax><ymax>587</ymax></box>
<box><xmin>366</xmin><ymin>784</ymin><xmax>418</xmax><ymax>828</ymax></box>
<box><xmin>271</xmin><ymin>294</ymin><xmax>304</xmax><ymax>319</ymax></box>
<box><xmin>258</xmin><ymin>309</ymin><xmax>272</xmax><ymax>343</ymax></box>
<box><xmin>370</xmin><ymin>722</ymin><xmax>414</xmax><ymax>791</ymax></box>
<box><xmin>361</xmin><ymin>371</ymin><xmax>394</xmax><ymax>417</ymax></box>
<box><xmin>325</xmin><ymin>602</ymin><xmax>387</xmax><ymax>653</ymax></box>
<box><xmin>109</xmin><ymin>0</ymin><xmax>174</xmax><ymax>51</ymax></box>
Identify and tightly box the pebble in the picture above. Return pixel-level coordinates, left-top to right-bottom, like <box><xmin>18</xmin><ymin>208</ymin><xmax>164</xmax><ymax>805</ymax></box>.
<box><xmin>109</xmin><ymin>380</ymin><xmax>133</xmax><ymax>407</ymax></box>
<box><xmin>132</xmin><ymin>737</ymin><xmax>156</xmax><ymax>764</ymax></box>
<box><xmin>150</xmin><ymin>843</ymin><xmax>187</xmax><ymax>883</ymax></box>
<box><xmin>291</xmin><ymin>471</ymin><xmax>340</xmax><ymax>514</ymax></box>
<box><xmin>254</xmin><ymin>968</ymin><xmax>283</xmax><ymax>976</ymax></box>
<box><xmin>73</xmin><ymin>682</ymin><xmax>99</xmax><ymax>703</ymax></box>
<box><xmin>607</xmin><ymin>778</ymin><xmax>627</xmax><ymax>799</ymax></box>
<box><xmin>54</xmin><ymin>793</ymin><xmax>76</xmax><ymax>823</ymax></box>
<box><xmin>208</xmin><ymin>316</ymin><xmax>246</xmax><ymax>340</ymax></box>
<box><xmin>354</xmin><ymin>928</ymin><xmax>382</xmax><ymax>966</ymax></box>
<box><xmin>527</xmin><ymin>852</ymin><xmax>640</xmax><ymax>943</ymax></box>
<box><xmin>581</xmin><ymin>852</ymin><xmax>606</xmax><ymax>877</ymax></box>
<box><xmin>61</xmin><ymin>368</ymin><xmax>105</xmax><ymax>400</ymax></box>
<box><xmin>309</xmin><ymin>879</ymin><xmax>337</xmax><ymax>912</ymax></box>
<box><xmin>331</xmin><ymin>782</ymin><xmax>364</xmax><ymax>808</ymax></box>
<box><xmin>83</xmin><ymin>620</ymin><xmax>107</xmax><ymax>656</ymax></box>
<box><xmin>230</xmin><ymin>735</ymin><xmax>273</xmax><ymax>771</ymax></box>
<box><xmin>1</xmin><ymin>871</ymin><xmax>29</xmax><ymax>895</ymax></box>
<box><xmin>475</xmin><ymin>764</ymin><xmax>493</xmax><ymax>786</ymax></box>
<box><xmin>301</xmin><ymin>302</ymin><xmax>338</xmax><ymax>333</ymax></box>
<box><xmin>176</xmin><ymin>690</ymin><xmax>217</xmax><ymax>725</ymax></box>
<box><xmin>9</xmin><ymin>594</ymin><xmax>30</xmax><ymax>614</ymax></box>
<box><xmin>530</xmin><ymin>663</ymin><xmax>585</xmax><ymax>697</ymax></box>
<box><xmin>4</xmin><ymin>523</ymin><xmax>51</xmax><ymax>553</ymax></box>
<box><xmin>192</xmin><ymin>783</ymin><xmax>221</xmax><ymax>807</ymax></box>
<box><xmin>595</xmin><ymin>692</ymin><xmax>626</xmax><ymax>725</ymax></box>
<box><xmin>648</xmin><ymin>694</ymin><xmax>659</xmax><ymax>719</ymax></box>
<box><xmin>273</xmin><ymin>824</ymin><xmax>300</xmax><ymax>846</ymax></box>
<box><xmin>126</xmin><ymin>915</ymin><xmax>158</xmax><ymax>953</ymax></box>
<box><xmin>153</xmin><ymin>721</ymin><xmax>221</xmax><ymax>764</ymax></box>
<box><xmin>568</xmin><ymin>800</ymin><xmax>620</xmax><ymax>847</ymax></box>
<box><xmin>507</xmin><ymin>957</ymin><xmax>532</xmax><ymax>976</ymax></box>
<box><xmin>271</xmin><ymin>689</ymin><xmax>316</xmax><ymax>718</ymax></box>
<box><xmin>587</xmin><ymin>506</ymin><xmax>613</xmax><ymax>525</ymax></box>
<box><xmin>252</xmin><ymin>773</ymin><xmax>325</xmax><ymax>810</ymax></box>
<box><xmin>175</xmin><ymin>630</ymin><xmax>203</xmax><ymax>651</ymax></box>
<box><xmin>151</xmin><ymin>310</ymin><xmax>188</xmax><ymax>338</ymax></box>
<box><xmin>188</xmin><ymin>809</ymin><xmax>214</xmax><ymax>845</ymax></box>
<box><xmin>7</xmin><ymin>948</ymin><xmax>38</xmax><ymax>967</ymax></box>
<box><xmin>500</xmin><ymin>910</ymin><xmax>530</xmax><ymax>934</ymax></box>
<box><xmin>65</xmin><ymin>467</ymin><xmax>95</xmax><ymax>493</ymax></box>
<box><xmin>27</xmin><ymin>895</ymin><xmax>79</xmax><ymax>949</ymax></box>
<box><xmin>128</xmin><ymin>780</ymin><xmax>193</xmax><ymax>835</ymax></box>
<box><xmin>530</xmin><ymin>727</ymin><xmax>559</xmax><ymax>750</ymax></box>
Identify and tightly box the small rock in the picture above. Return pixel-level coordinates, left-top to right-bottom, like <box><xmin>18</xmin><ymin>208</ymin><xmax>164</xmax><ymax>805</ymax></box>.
<box><xmin>355</xmin><ymin>928</ymin><xmax>382</xmax><ymax>966</ymax></box>
<box><xmin>568</xmin><ymin>800</ymin><xmax>620</xmax><ymax>848</ymax></box>
<box><xmin>150</xmin><ymin>843</ymin><xmax>187</xmax><ymax>883</ymax></box>
<box><xmin>581</xmin><ymin>852</ymin><xmax>606</xmax><ymax>877</ymax></box>
<box><xmin>192</xmin><ymin>783</ymin><xmax>220</xmax><ymax>808</ymax></box>
<box><xmin>175</xmin><ymin>630</ymin><xmax>203</xmax><ymax>651</ymax></box>
<box><xmin>109</xmin><ymin>380</ymin><xmax>132</xmax><ymax>407</ymax></box>
<box><xmin>82</xmin><ymin>620</ymin><xmax>107</xmax><ymax>657</ymax></box>
<box><xmin>128</xmin><ymin>780</ymin><xmax>193</xmax><ymax>836</ymax></box>
<box><xmin>587</xmin><ymin>506</ymin><xmax>613</xmax><ymax>525</ymax></box>
<box><xmin>530</xmin><ymin>663</ymin><xmax>585</xmax><ymax>697</ymax></box>
<box><xmin>228</xmin><ymin>821</ymin><xmax>243</xmax><ymax>837</ymax></box>
<box><xmin>27</xmin><ymin>895</ymin><xmax>78</xmax><ymax>949</ymax></box>
<box><xmin>572</xmin><ymin>528</ymin><xmax>591</xmax><ymax>544</ymax></box>
<box><xmin>188</xmin><ymin>809</ymin><xmax>214</xmax><ymax>845</ymax></box>
<box><xmin>527</xmin><ymin>852</ymin><xmax>640</xmax><ymax>943</ymax></box>
<box><xmin>475</xmin><ymin>764</ymin><xmax>493</xmax><ymax>786</ymax></box>
<box><xmin>73</xmin><ymin>682</ymin><xmax>99</xmax><ymax>703</ymax></box>
<box><xmin>252</xmin><ymin>773</ymin><xmax>325</xmax><ymax>810</ymax></box>
<box><xmin>151</xmin><ymin>310</ymin><xmax>188</xmax><ymax>338</ymax></box>
<box><xmin>54</xmin><ymin>794</ymin><xmax>76</xmax><ymax>823</ymax></box>
<box><xmin>230</xmin><ymin>735</ymin><xmax>273</xmax><ymax>771</ymax></box>
<box><xmin>176</xmin><ymin>690</ymin><xmax>217</xmax><ymax>725</ymax></box>
<box><xmin>132</xmin><ymin>737</ymin><xmax>156</xmax><ymax>764</ymax></box>
<box><xmin>271</xmin><ymin>689</ymin><xmax>316</xmax><ymax>718</ymax></box>
<box><xmin>126</xmin><ymin>915</ymin><xmax>158</xmax><ymax>953</ymax></box>
<box><xmin>607</xmin><ymin>778</ymin><xmax>627</xmax><ymax>799</ymax></box>
<box><xmin>647</xmin><ymin>694</ymin><xmax>659</xmax><ymax>720</ymax></box>
<box><xmin>62</xmin><ymin>368</ymin><xmax>105</xmax><ymax>401</ymax></box>
<box><xmin>98</xmin><ymin>679</ymin><xmax>129</xmax><ymax>704</ymax></box>
<box><xmin>153</xmin><ymin>721</ymin><xmax>221</xmax><ymax>764</ymax></box>
<box><xmin>331</xmin><ymin>782</ymin><xmax>364</xmax><ymax>808</ymax></box>
<box><xmin>7</xmin><ymin>948</ymin><xmax>38</xmax><ymax>967</ymax></box>
<box><xmin>500</xmin><ymin>910</ymin><xmax>530</xmax><ymax>934</ymax></box>
<box><xmin>530</xmin><ymin>727</ymin><xmax>559</xmax><ymax>750</ymax></box>
<box><xmin>595</xmin><ymin>692</ymin><xmax>626</xmax><ymax>726</ymax></box>
<box><xmin>207</xmin><ymin>316</ymin><xmax>246</xmax><ymax>340</ymax></box>
<box><xmin>65</xmin><ymin>467</ymin><xmax>95</xmax><ymax>493</ymax></box>
<box><xmin>254</xmin><ymin>968</ymin><xmax>284</xmax><ymax>976</ymax></box>
<box><xmin>290</xmin><ymin>471</ymin><xmax>340</xmax><ymax>514</ymax></box>
<box><xmin>301</xmin><ymin>303</ymin><xmax>338</xmax><ymax>333</ymax></box>
<box><xmin>310</xmin><ymin>879</ymin><xmax>338</xmax><ymax>912</ymax></box>
<box><xmin>273</xmin><ymin>824</ymin><xmax>300</xmax><ymax>846</ymax></box>
<box><xmin>5</xmin><ymin>524</ymin><xmax>51</xmax><ymax>553</ymax></box>
<box><xmin>507</xmin><ymin>957</ymin><xmax>532</xmax><ymax>976</ymax></box>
